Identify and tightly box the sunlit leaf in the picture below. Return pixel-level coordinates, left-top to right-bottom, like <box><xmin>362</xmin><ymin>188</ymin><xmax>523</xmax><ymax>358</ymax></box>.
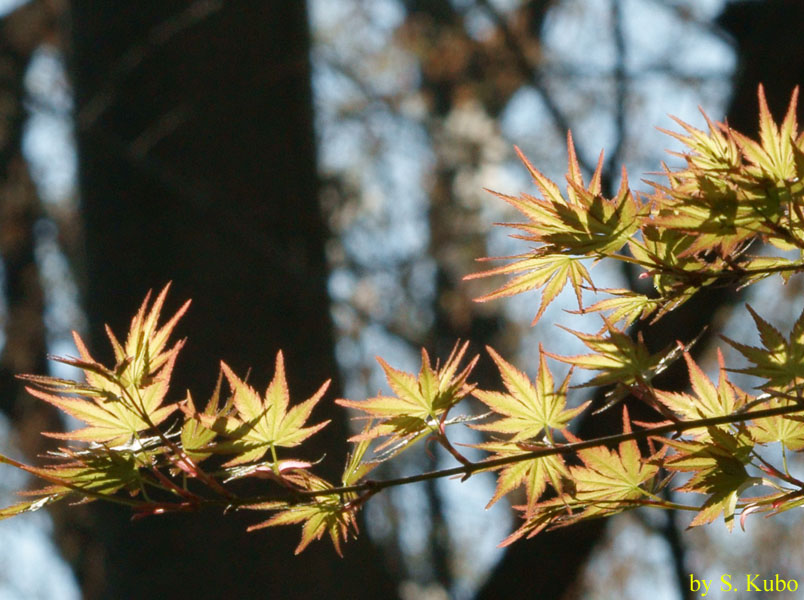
<box><xmin>201</xmin><ymin>352</ymin><xmax>330</xmax><ymax>467</ymax></box>
<box><xmin>337</xmin><ymin>342</ymin><xmax>477</xmax><ymax>453</ymax></box>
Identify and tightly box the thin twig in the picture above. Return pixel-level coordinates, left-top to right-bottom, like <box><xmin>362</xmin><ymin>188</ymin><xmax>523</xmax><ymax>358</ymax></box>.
<box><xmin>234</xmin><ymin>402</ymin><xmax>804</xmax><ymax>505</ymax></box>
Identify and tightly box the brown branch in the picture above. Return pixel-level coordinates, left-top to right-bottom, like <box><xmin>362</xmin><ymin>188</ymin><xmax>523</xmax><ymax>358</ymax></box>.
<box><xmin>234</xmin><ymin>402</ymin><xmax>804</xmax><ymax>505</ymax></box>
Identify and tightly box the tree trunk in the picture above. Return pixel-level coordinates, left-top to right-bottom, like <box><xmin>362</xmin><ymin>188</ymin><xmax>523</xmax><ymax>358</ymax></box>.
<box><xmin>68</xmin><ymin>2</ymin><xmax>397</xmax><ymax>598</ymax></box>
<box><xmin>718</xmin><ymin>0</ymin><xmax>804</xmax><ymax>134</ymax></box>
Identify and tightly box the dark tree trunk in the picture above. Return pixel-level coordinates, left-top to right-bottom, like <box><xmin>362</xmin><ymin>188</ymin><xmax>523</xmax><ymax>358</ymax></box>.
<box><xmin>0</xmin><ymin>3</ymin><xmax>53</xmax><ymax>448</ymax></box>
<box><xmin>68</xmin><ymin>2</ymin><xmax>396</xmax><ymax>598</ymax></box>
<box><xmin>718</xmin><ymin>0</ymin><xmax>804</xmax><ymax>134</ymax></box>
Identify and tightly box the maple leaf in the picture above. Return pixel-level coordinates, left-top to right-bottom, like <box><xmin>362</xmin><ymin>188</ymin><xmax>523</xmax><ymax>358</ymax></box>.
<box><xmin>337</xmin><ymin>342</ymin><xmax>477</xmax><ymax>452</ymax></box>
<box><xmin>0</xmin><ymin>445</ymin><xmax>149</xmax><ymax>522</ymax></box>
<box><xmin>722</xmin><ymin>304</ymin><xmax>804</xmax><ymax>391</ymax></box>
<box><xmin>737</xmin><ymin>255</ymin><xmax>801</xmax><ymax>286</ymax></box>
<box><xmin>547</xmin><ymin>323</ymin><xmax>657</xmax><ymax>389</ymax></box>
<box><xmin>201</xmin><ymin>351</ymin><xmax>330</xmax><ymax>467</ymax></box>
<box><xmin>628</xmin><ymin>226</ymin><xmax>719</xmax><ymax>305</ymax></box>
<box><xmin>731</xmin><ymin>85</ymin><xmax>799</xmax><ymax>188</ymax></box>
<box><xmin>473</xmin><ymin>346</ymin><xmax>587</xmax><ymax>442</ymax></box>
<box><xmin>0</xmin><ymin>454</ymin><xmax>69</xmax><ymax>520</ymax></box>
<box><xmin>661</xmin><ymin>427</ymin><xmax>756</xmax><ymax>531</ymax></box>
<box><xmin>546</xmin><ymin>322</ymin><xmax>695</xmax><ymax>417</ymax></box>
<box><xmin>246</xmin><ymin>439</ymin><xmax>376</xmax><ymax>556</ymax></box>
<box><xmin>651</xmin><ymin>108</ymin><xmax>767</xmax><ymax>257</ymax></box>
<box><xmin>750</xmin><ymin>398</ymin><xmax>804</xmax><ymax>451</ymax></box>
<box><xmin>466</xmin><ymin>253</ymin><xmax>593</xmax><ymax>324</ymax></box>
<box><xmin>502</xmin><ymin>136</ymin><xmax>642</xmax><ymax>257</ymax></box>
<box><xmin>465</xmin><ymin>133</ymin><xmax>643</xmax><ymax>323</ymax></box>
<box><xmin>473</xmin><ymin>440</ymin><xmax>570</xmax><ymax>512</ymax></box>
<box><xmin>649</xmin><ymin>177</ymin><xmax>763</xmax><ymax>258</ymax></box>
<box><xmin>501</xmin><ymin>409</ymin><xmax>659</xmax><ymax>543</ymax></box>
<box><xmin>25</xmin><ymin>446</ymin><xmax>147</xmax><ymax>497</ymax></box>
<box><xmin>576</xmin><ymin>288</ymin><xmax>660</xmax><ymax>328</ymax></box>
<box><xmin>470</xmin><ymin>346</ymin><xmax>585</xmax><ymax>510</ymax></box>
<box><xmin>19</xmin><ymin>285</ymin><xmax>188</xmax><ymax>446</ymax></box>
<box><xmin>246</xmin><ymin>473</ymin><xmax>357</xmax><ymax>556</ymax></box>
<box><xmin>566</xmin><ymin>410</ymin><xmax>659</xmax><ymax>519</ymax></box>
<box><xmin>178</xmin><ymin>373</ymin><xmax>230</xmax><ymax>465</ymax></box>
<box><xmin>654</xmin><ymin>349</ymin><xmax>748</xmax><ymax>428</ymax></box>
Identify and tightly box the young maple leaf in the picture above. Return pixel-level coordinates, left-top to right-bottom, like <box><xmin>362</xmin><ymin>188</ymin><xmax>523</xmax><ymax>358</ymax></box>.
<box><xmin>547</xmin><ymin>322</ymin><xmax>660</xmax><ymax>389</ymax></box>
<box><xmin>200</xmin><ymin>351</ymin><xmax>330</xmax><ymax>467</ymax></box>
<box><xmin>246</xmin><ymin>439</ymin><xmax>375</xmax><ymax>556</ymax></box>
<box><xmin>546</xmin><ymin>321</ymin><xmax>701</xmax><ymax>417</ymax></box>
<box><xmin>337</xmin><ymin>342</ymin><xmax>477</xmax><ymax>452</ymax></box>
<box><xmin>651</xmin><ymin>107</ymin><xmax>764</xmax><ymax>257</ymax></box>
<box><xmin>649</xmin><ymin>177</ymin><xmax>762</xmax><ymax>258</ymax></box>
<box><xmin>750</xmin><ymin>398</ymin><xmax>804</xmax><ymax>452</ymax></box>
<box><xmin>246</xmin><ymin>473</ymin><xmax>358</xmax><ymax>556</ymax></box>
<box><xmin>466</xmin><ymin>253</ymin><xmax>594</xmax><ymax>325</ymax></box>
<box><xmin>501</xmin><ymin>409</ymin><xmax>659</xmax><ymax>545</ymax></box>
<box><xmin>722</xmin><ymin>304</ymin><xmax>804</xmax><ymax>391</ymax></box>
<box><xmin>565</xmin><ymin>409</ymin><xmax>659</xmax><ymax>520</ymax></box>
<box><xmin>473</xmin><ymin>346</ymin><xmax>587</xmax><ymax>443</ymax></box>
<box><xmin>574</xmin><ymin>288</ymin><xmax>660</xmax><ymax>328</ymax></box>
<box><xmin>0</xmin><ymin>445</ymin><xmax>148</xmax><ymax>522</ymax></box>
<box><xmin>20</xmin><ymin>285</ymin><xmax>188</xmax><ymax>446</ymax></box>
<box><xmin>503</xmin><ymin>135</ymin><xmax>642</xmax><ymax>257</ymax></box>
<box><xmin>178</xmin><ymin>373</ymin><xmax>230</xmax><ymax>466</ymax></box>
<box><xmin>473</xmin><ymin>440</ymin><xmax>571</xmax><ymax>512</ymax></box>
<box><xmin>654</xmin><ymin>349</ymin><xmax>748</xmax><ymax>426</ymax></box>
<box><xmin>730</xmin><ymin>85</ymin><xmax>799</xmax><ymax>189</ymax></box>
<box><xmin>471</xmin><ymin>346</ymin><xmax>585</xmax><ymax>511</ymax></box>
<box><xmin>628</xmin><ymin>225</ymin><xmax>718</xmax><ymax>311</ymax></box>
<box><xmin>465</xmin><ymin>133</ymin><xmax>643</xmax><ymax>324</ymax></box>
<box><xmin>662</xmin><ymin>427</ymin><xmax>756</xmax><ymax>531</ymax></box>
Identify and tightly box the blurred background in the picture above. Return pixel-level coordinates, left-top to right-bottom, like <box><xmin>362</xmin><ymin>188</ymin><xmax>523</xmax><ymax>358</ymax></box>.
<box><xmin>0</xmin><ymin>1</ymin><xmax>802</xmax><ymax>599</ymax></box>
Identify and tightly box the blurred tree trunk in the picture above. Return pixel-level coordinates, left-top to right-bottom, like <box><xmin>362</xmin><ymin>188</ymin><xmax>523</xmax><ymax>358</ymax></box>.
<box><xmin>68</xmin><ymin>2</ymin><xmax>397</xmax><ymax>599</ymax></box>
<box><xmin>0</xmin><ymin>3</ymin><xmax>55</xmax><ymax>450</ymax></box>
<box><xmin>719</xmin><ymin>0</ymin><xmax>804</xmax><ymax>134</ymax></box>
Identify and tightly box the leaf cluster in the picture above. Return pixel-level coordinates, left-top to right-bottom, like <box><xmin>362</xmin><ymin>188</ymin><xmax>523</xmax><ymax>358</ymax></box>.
<box><xmin>4</xmin><ymin>87</ymin><xmax>804</xmax><ymax>555</ymax></box>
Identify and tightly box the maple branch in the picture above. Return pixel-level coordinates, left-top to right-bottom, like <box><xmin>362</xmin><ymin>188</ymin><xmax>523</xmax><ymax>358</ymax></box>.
<box><xmin>234</xmin><ymin>402</ymin><xmax>804</xmax><ymax>505</ymax></box>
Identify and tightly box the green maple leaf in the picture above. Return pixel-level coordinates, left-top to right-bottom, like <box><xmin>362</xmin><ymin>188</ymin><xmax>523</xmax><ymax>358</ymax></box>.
<box><xmin>750</xmin><ymin>398</ymin><xmax>804</xmax><ymax>451</ymax></box>
<box><xmin>722</xmin><ymin>304</ymin><xmax>804</xmax><ymax>391</ymax></box>
<box><xmin>503</xmin><ymin>135</ymin><xmax>642</xmax><ymax>257</ymax></box>
<box><xmin>246</xmin><ymin>439</ymin><xmax>376</xmax><ymax>556</ymax></box>
<box><xmin>652</xmin><ymin>109</ymin><xmax>765</xmax><ymax>256</ymax></box>
<box><xmin>471</xmin><ymin>346</ymin><xmax>584</xmax><ymax>510</ymax></box>
<box><xmin>547</xmin><ymin>321</ymin><xmax>692</xmax><ymax>407</ymax></box>
<box><xmin>654</xmin><ymin>349</ymin><xmax>748</xmax><ymax>426</ymax></box>
<box><xmin>246</xmin><ymin>473</ymin><xmax>357</xmax><ymax>556</ymax></box>
<box><xmin>650</xmin><ymin>176</ymin><xmax>763</xmax><ymax>257</ymax></box>
<box><xmin>465</xmin><ymin>134</ymin><xmax>642</xmax><ymax>323</ymax></box>
<box><xmin>473</xmin><ymin>440</ymin><xmax>570</xmax><ymax>512</ymax></box>
<box><xmin>179</xmin><ymin>372</ymin><xmax>231</xmax><ymax>464</ymax></box>
<box><xmin>576</xmin><ymin>288</ymin><xmax>660</xmax><ymax>328</ymax></box>
<box><xmin>200</xmin><ymin>351</ymin><xmax>330</xmax><ymax>467</ymax></box>
<box><xmin>629</xmin><ymin>226</ymin><xmax>718</xmax><ymax>308</ymax></box>
<box><xmin>731</xmin><ymin>85</ymin><xmax>799</xmax><ymax>187</ymax></box>
<box><xmin>337</xmin><ymin>342</ymin><xmax>477</xmax><ymax>451</ymax></box>
<box><xmin>473</xmin><ymin>346</ymin><xmax>587</xmax><ymax>442</ymax></box>
<box><xmin>20</xmin><ymin>285</ymin><xmax>188</xmax><ymax>446</ymax></box>
<box><xmin>662</xmin><ymin>427</ymin><xmax>756</xmax><ymax>531</ymax></box>
<box><xmin>467</xmin><ymin>253</ymin><xmax>593</xmax><ymax>324</ymax></box>
<box><xmin>0</xmin><ymin>445</ymin><xmax>148</xmax><ymax>522</ymax></box>
<box><xmin>567</xmin><ymin>413</ymin><xmax>659</xmax><ymax>519</ymax></box>
<box><xmin>501</xmin><ymin>409</ymin><xmax>658</xmax><ymax>544</ymax></box>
